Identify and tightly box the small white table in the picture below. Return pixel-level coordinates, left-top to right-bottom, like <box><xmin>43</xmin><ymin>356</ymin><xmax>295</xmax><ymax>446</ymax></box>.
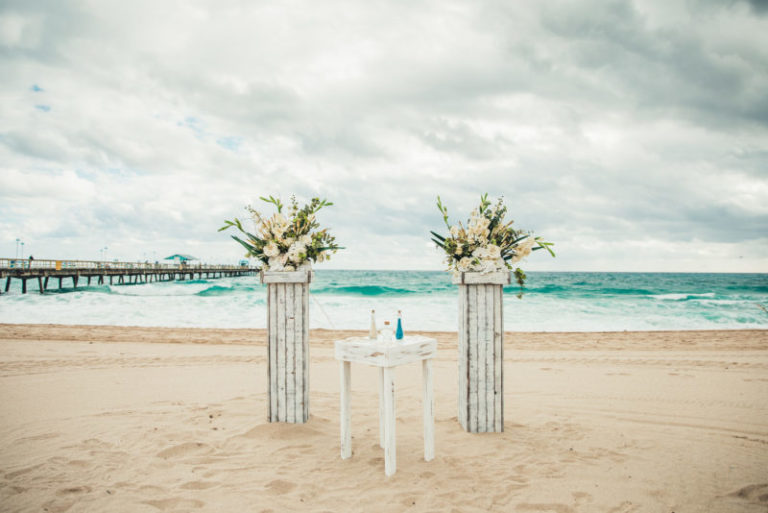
<box><xmin>334</xmin><ymin>336</ymin><xmax>437</xmax><ymax>476</ymax></box>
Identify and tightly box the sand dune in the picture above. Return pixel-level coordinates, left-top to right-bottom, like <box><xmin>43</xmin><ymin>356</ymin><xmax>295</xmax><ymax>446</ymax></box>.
<box><xmin>0</xmin><ymin>324</ymin><xmax>767</xmax><ymax>512</ymax></box>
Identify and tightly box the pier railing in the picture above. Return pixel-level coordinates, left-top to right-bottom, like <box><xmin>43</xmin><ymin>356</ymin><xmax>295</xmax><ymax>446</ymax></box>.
<box><xmin>0</xmin><ymin>258</ymin><xmax>250</xmax><ymax>271</ymax></box>
<box><xmin>1</xmin><ymin>258</ymin><xmax>258</xmax><ymax>294</ymax></box>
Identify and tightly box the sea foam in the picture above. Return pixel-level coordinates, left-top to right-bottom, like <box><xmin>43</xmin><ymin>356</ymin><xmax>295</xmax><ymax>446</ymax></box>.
<box><xmin>0</xmin><ymin>271</ymin><xmax>766</xmax><ymax>331</ymax></box>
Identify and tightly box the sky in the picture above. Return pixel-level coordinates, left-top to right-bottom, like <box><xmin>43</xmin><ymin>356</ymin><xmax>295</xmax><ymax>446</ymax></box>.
<box><xmin>1</xmin><ymin>0</ymin><xmax>767</xmax><ymax>272</ymax></box>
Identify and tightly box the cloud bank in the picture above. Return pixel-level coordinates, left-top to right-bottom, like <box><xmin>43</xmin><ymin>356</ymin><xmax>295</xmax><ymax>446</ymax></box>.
<box><xmin>1</xmin><ymin>0</ymin><xmax>767</xmax><ymax>271</ymax></box>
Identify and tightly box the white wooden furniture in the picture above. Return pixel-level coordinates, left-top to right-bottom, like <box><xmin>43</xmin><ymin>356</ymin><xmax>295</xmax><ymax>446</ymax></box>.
<box><xmin>452</xmin><ymin>271</ymin><xmax>509</xmax><ymax>433</ymax></box>
<box><xmin>334</xmin><ymin>336</ymin><xmax>436</xmax><ymax>477</ymax></box>
<box><xmin>262</xmin><ymin>269</ymin><xmax>313</xmax><ymax>423</ymax></box>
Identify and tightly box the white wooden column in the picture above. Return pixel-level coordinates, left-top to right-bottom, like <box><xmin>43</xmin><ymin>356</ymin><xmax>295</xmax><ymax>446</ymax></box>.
<box><xmin>378</xmin><ymin>367</ymin><xmax>385</xmax><ymax>448</ymax></box>
<box><xmin>382</xmin><ymin>367</ymin><xmax>396</xmax><ymax>476</ymax></box>
<box><xmin>262</xmin><ymin>269</ymin><xmax>313</xmax><ymax>423</ymax></box>
<box><xmin>340</xmin><ymin>361</ymin><xmax>351</xmax><ymax>458</ymax></box>
<box><xmin>452</xmin><ymin>271</ymin><xmax>508</xmax><ymax>433</ymax></box>
<box><xmin>422</xmin><ymin>359</ymin><xmax>434</xmax><ymax>461</ymax></box>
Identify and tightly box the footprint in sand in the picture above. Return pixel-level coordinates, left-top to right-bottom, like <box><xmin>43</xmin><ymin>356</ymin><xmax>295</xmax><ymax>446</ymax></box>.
<box><xmin>56</xmin><ymin>485</ymin><xmax>92</xmax><ymax>496</ymax></box>
<box><xmin>515</xmin><ymin>502</ymin><xmax>575</xmax><ymax>513</ymax></box>
<box><xmin>156</xmin><ymin>442</ymin><xmax>212</xmax><ymax>459</ymax></box>
<box><xmin>180</xmin><ymin>480</ymin><xmax>219</xmax><ymax>490</ymax></box>
<box><xmin>42</xmin><ymin>498</ymin><xmax>76</xmax><ymax>513</ymax></box>
<box><xmin>606</xmin><ymin>501</ymin><xmax>640</xmax><ymax>513</ymax></box>
<box><xmin>265</xmin><ymin>479</ymin><xmax>296</xmax><ymax>495</ymax></box>
<box><xmin>729</xmin><ymin>483</ymin><xmax>768</xmax><ymax>504</ymax></box>
<box><xmin>142</xmin><ymin>498</ymin><xmax>205</xmax><ymax>510</ymax></box>
<box><xmin>5</xmin><ymin>463</ymin><xmax>44</xmax><ymax>479</ymax></box>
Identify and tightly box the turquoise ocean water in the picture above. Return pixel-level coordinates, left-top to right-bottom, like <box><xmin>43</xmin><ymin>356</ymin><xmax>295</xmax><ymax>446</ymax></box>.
<box><xmin>1</xmin><ymin>271</ymin><xmax>766</xmax><ymax>331</ymax></box>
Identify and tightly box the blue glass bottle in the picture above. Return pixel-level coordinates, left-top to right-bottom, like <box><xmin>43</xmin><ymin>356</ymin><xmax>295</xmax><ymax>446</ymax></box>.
<box><xmin>395</xmin><ymin>310</ymin><xmax>404</xmax><ymax>340</ymax></box>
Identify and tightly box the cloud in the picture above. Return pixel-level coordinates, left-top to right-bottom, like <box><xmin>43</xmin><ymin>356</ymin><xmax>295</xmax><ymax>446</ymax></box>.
<box><xmin>0</xmin><ymin>0</ymin><xmax>766</xmax><ymax>271</ymax></box>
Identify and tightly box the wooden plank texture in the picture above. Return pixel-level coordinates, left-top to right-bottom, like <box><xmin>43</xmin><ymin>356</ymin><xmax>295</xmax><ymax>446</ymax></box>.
<box><xmin>422</xmin><ymin>359</ymin><xmax>434</xmax><ymax>461</ymax></box>
<box><xmin>334</xmin><ymin>336</ymin><xmax>437</xmax><ymax>476</ymax></box>
<box><xmin>268</xmin><ymin>284</ymin><xmax>277</xmax><ymax>421</ymax></box>
<box><xmin>340</xmin><ymin>361</ymin><xmax>351</xmax><ymax>458</ymax></box>
<box><xmin>276</xmin><ymin>284</ymin><xmax>286</xmax><ymax>421</ymax></box>
<box><xmin>477</xmin><ymin>283</ymin><xmax>487</xmax><ymax>432</ymax></box>
<box><xmin>383</xmin><ymin>367</ymin><xmax>396</xmax><ymax>477</ymax></box>
<box><xmin>457</xmin><ymin>284</ymin><xmax>466</xmax><ymax>430</ymax></box>
<box><xmin>457</xmin><ymin>278</ymin><xmax>505</xmax><ymax>433</ymax></box>
<box><xmin>302</xmin><ymin>280</ymin><xmax>309</xmax><ymax>422</ymax></box>
<box><xmin>294</xmin><ymin>283</ymin><xmax>304</xmax><ymax>422</ymax></box>
<box><xmin>286</xmin><ymin>284</ymin><xmax>296</xmax><ymax>423</ymax></box>
<box><xmin>484</xmin><ymin>284</ymin><xmax>495</xmax><ymax>432</ymax></box>
<box><xmin>468</xmin><ymin>284</ymin><xmax>478</xmax><ymax>433</ymax></box>
<box><xmin>266</xmin><ymin>278</ymin><xmax>311</xmax><ymax>423</ymax></box>
<box><xmin>261</xmin><ymin>270</ymin><xmax>314</xmax><ymax>284</ymax></box>
<box><xmin>494</xmin><ymin>284</ymin><xmax>503</xmax><ymax>432</ymax></box>
<box><xmin>333</xmin><ymin>337</ymin><xmax>436</xmax><ymax>367</ymax></box>
<box><xmin>451</xmin><ymin>271</ymin><xmax>511</xmax><ymax>285</ymax></box>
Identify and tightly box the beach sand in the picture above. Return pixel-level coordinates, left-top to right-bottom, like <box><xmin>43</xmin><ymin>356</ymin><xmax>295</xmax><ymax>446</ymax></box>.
<box><xmin>1</xmin><ymin>324</ymin><xmax>767</xmax><ymax>512</ymax></box>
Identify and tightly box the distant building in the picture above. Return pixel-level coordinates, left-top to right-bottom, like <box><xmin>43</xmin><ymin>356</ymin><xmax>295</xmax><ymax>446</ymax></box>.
<box><xmin>164</xmin><ymin>254</ymin><xmax>197</xmax><ymax>264</ymax></box>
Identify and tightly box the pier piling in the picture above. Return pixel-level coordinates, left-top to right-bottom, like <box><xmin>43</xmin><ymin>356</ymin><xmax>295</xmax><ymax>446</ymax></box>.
<box><xmin>0</xmin><ymin>258</ymin><xmax>257</xmax><ymax>294</ymax></box>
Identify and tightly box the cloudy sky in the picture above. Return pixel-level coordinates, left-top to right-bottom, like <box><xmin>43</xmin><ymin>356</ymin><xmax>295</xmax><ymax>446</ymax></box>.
<box><xmin>1</xmin><ymin>0</ymin><xmax>767</xmax><ymax>271</ymax></box>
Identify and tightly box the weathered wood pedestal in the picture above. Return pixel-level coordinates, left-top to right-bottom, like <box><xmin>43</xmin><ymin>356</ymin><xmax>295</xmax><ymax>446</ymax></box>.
<box><xmin>452</xmin><ymin>271</ymin><xmax>510</xmax><ymax>433</ymax></box>
<box><xmin>335</xmin><ymin>336</ymin><xmax>436</xmax><ymax>476</ymax></box>
<box><xmin>262</xmin><ymin>269</ymin><xmax>313</xmax><ymax>423</ymax></box>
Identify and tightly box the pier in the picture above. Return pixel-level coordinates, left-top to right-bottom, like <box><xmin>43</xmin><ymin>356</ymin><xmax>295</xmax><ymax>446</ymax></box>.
<box><xmin>0</xmin><ymin>258</ymin><xmax>258</xmax><ymax>294</ymax></box>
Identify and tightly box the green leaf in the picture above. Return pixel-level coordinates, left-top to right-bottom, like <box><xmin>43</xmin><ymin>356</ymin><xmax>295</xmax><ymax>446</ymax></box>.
<box><xmin>231</xmin><ymin>235</ymin><xmax>257</xmax><ymax>255</ymax></box>
<box><xmin>430</xmin><ymin>231</ymin><xmax>446</xmax><ymax>241</ymax></box>
<box><xmin>244</xmin><ymin>231</ymin><xmax>263</xmax><ymax>244</ymax></box>
<box><xmin>218</xmin><ymin>220</ymin><xmax>235</xmax><ymax>232</ymax></box>
<box><xmin>511</xmin><ymin>234</ymin><xmax>530</xmax><ymax>245</ymax></box>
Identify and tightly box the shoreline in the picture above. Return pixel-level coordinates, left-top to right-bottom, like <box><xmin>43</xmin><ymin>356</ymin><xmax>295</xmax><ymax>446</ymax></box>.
<box><xmin>1</xmin><ymin>323</ymin><xmax>767</xmax><ymax>351</ymax></box>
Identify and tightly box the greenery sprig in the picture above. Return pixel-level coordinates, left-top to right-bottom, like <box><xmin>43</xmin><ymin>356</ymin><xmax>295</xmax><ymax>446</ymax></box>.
<box><xmin>220</xmin><ymin>195</ymin><xmax>342</xmax><ymax>271</ymax></box>
<box><xmin>432</xmin><ymin>194</ymin><xmax>554</xmax><ymax>296</ymax></box>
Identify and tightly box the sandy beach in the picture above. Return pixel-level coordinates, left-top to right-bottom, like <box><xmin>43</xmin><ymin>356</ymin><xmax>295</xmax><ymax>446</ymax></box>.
<box><xmin>1</xmin><ymin>324</ymin><xmax>767</xmax><ymax>512</ymax></box>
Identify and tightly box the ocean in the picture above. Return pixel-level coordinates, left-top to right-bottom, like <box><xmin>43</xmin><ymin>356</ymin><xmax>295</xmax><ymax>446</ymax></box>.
<box><xmin>1</xmin><ymin>271</ymin><xmax>766</xmax><ymax>332</ymax></box>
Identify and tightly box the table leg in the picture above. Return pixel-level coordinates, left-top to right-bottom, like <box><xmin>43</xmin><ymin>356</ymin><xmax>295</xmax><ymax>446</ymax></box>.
<box><xmin>422</xmin><ymin>358</ymin><xmax>435</xmax><ymax>462</ymax></box>
<box><xmin>340</xmin><ymin>361</ymin><xmax>351</xmax><ymax>459</ymax></box>
<box><xmin>378</xmin><ymin>367</ymin><xmax>385</xmax><ymax>448</ymax></box>
<box><xmin>383</xmin><ymin>366</ymin><xmax>396</xmax><ymax>476</ymax></box>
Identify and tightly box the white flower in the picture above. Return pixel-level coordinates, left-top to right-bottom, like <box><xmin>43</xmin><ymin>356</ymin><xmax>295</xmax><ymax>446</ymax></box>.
<box><xmin>509</xmin><ymin>238</ymin><xmax>536</xmax><ymax>264</ymax></box>
<box><xmin>455</xmin><ymin>245</ymin><xmax>463</xmax><ymax>256</ymax></box>
<box><xmin>486</xmin><ymin>244</ymin><xmax>501</xmax><ymax>260</ymax></box>
<box><xmin>287</xmin><ymin>242</ymin><xmax>306</xmax><ymax>264</ymax></box>
<box><xmin>270</xmin><ymin>213</ymin><xmax>289</xmax><ymax>237</ymax></box>
<box><xmin>457</xmin><ymin>257</ymin><xmax>472</xmax><ymax>272</ymax></box>
<box><xmin>267</xmin><ymin>256</ymin><xmax>285</xmax><ymax>271</ymax></box>
<box><xmin>273</xmin><ymin>213</ymin><xmax>288</xmax><ymax>227</ymax></box>
<box><xmin>283</xmin><ymin>264</ymin><xmax>295</xmax><ymax>272</ymax></box>
<box><xmin>299</xmin><ymin>234</ymin><xmax>312</xmax><ymax>245</ymax></box>
<box><xmin>519</xmin><ymin>237</ymin><xmax>536</xmax><ymax>256</ymax></box>
<box><xmin>450</xmin><ymin>225</ymin><xmax>460</xmax><ymax>237</ymax></box>
<box><xmin>472</xmin><ymin>247</ymin><xmax>488</xmax><ymax>259</ymax></box>
<box><xmin>264</xmin><ymin>241</ymin><xmax>280</xmax><ymax>258</ymax></box>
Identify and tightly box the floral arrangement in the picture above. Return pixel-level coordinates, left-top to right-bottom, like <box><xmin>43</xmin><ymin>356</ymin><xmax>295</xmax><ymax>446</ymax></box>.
<box><xmin>431</xmin><ymin>194</ymin><xmax>554</xmax><ymax>293</ymax></box>
<box><xmin>219</xmin><ymin>195</ymin><xmax>341</xmax><ymax>271</ymax></box>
